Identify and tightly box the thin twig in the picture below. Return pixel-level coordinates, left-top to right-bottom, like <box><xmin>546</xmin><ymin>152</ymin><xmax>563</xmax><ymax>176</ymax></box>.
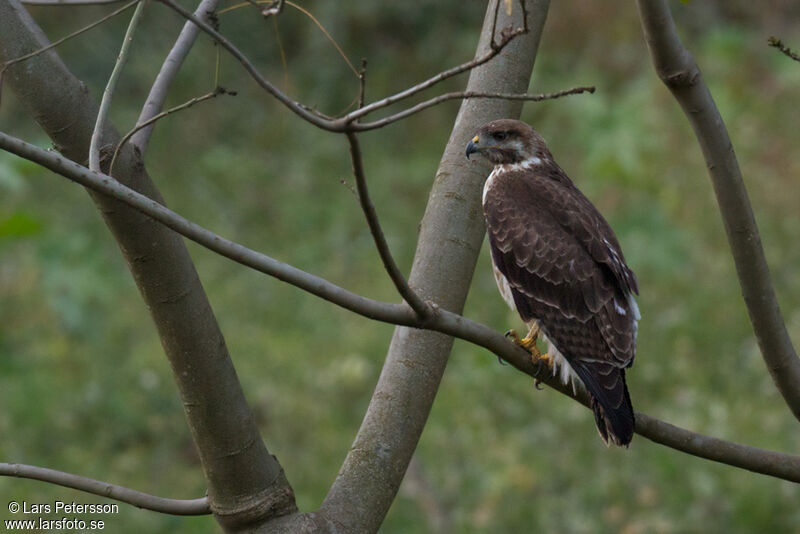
<box><xmin>112</xmin><ymin>87</ymin><xmax>235</xmax><ymax>175</ymax></box>
<box><xmin>768</xmin><ymin>36</ymin><xmax>800</xmax><ymax>63</ymax></box>
<box><xmin>353</xmin><ymin>86</ymin><xmax>595</xmax><ymax>131</ymax></box>
<box><xmin>346</xmin><ymin>131</ymin><xmax>431</xmax><ymax>319</ymax></box>
<box><xmin>157</xmin><ymin>0</ymin><xmax>333</xmax><ymax>129</ymax></box>
<box><xmin>284</xmin><ymin>0</ymin><xmax>357</xmax><ymax>77</ymax></box>
<box><xmin>131</xmin><ymin>0</ymin><xmax>222</xmax><ymax>153</ymax></box>
<box><xmin>2</xmin><ymin>130</ymin><xmax>800</xmax><ymax>484</ymax></box>
<box><xmin>271</xmin><ymin>13</ymin><xmax>289</xmax><ymax>91</ymax></box>
<box><xmin>490</xmin><ymin>0</ymin><xmax>502</xmax><ymax>50</ymax></box>
<box><xmin>357</xmin><ymin>58</ymin><xmax>367</xmax><ymax>109</ymax></box>
<box><xmin>0</xmin><ymin>463</ymin><xmax>210</xmax><ymax>515</ymax></box>
<box><xmin>518</xmin><ymin>0</ymin><xmax>529</xmax><ymax>33</ymax></box>
<box><xmin>637</xmin><ymin>0</ymin><xmax>800</xmax><ymax>421</ymax></box>
<box><xmin>343</xmin><ymin>22</ymin><xmax>528</xmax><ymax>124</ymax></box>
<box><xmin>220</xmin><ymin>1</ymin><xmax>356</xmax><ymax>76</ymax></box>
<box><xmin>89</xmin><ymin>0</ymin><xmax>146</xmax><ymax>172</ymax></box>
<box><xmin>156</xmin><ymin>0</ymin><xmax>529</xmax><ymax>131</ymax></box>
<box><xmin>1</xmin><ymin>0</ymin><xmax>138</xmax><ymax>77</ymax></box>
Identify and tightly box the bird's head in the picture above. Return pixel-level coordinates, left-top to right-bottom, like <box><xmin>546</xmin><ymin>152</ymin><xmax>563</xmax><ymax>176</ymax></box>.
<box><xmin>465</xmin><ymin>119</ymin><xmax>550</xmax><ymax>165</ymax></box>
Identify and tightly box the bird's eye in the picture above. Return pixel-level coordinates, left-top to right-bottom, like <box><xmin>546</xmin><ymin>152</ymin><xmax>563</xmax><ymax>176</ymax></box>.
<box><xmin>494</xmin><ymin>132</ymin><xmax>508</xmax><ymax>141</ymax></box>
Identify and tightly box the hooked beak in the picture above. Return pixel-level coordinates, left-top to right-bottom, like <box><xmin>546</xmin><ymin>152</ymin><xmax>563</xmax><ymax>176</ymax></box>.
<box><xmin>465</xmin><ymin>135</ymin><xmax>480</xmax><ymax>159</ymax></box>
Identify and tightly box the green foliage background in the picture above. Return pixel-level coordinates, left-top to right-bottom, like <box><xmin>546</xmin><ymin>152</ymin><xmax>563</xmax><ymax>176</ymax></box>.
<box><xmin>1</xmin><ymin>1</ymin><xmax>799</xmax><ymax>532</ymax></box>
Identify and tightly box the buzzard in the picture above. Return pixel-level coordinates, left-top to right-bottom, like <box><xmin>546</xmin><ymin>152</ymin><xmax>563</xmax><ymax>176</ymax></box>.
<box><xmin>466</xmin><ymin>119</ymin><xmax>640</xmax><ymax>446</ymax></box>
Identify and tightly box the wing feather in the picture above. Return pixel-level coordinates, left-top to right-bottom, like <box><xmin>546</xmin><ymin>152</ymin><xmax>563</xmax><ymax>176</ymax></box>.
<box><xmin>483</xmin><ymin>166</ymin><xmax>637</xmax><ymax>368</ymax></box>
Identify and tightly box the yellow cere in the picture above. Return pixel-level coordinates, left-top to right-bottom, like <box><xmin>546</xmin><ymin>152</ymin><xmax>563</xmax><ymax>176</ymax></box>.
<box><xmin>472</xmin><ymin>135</ymin><xmax>479</xmax><ymax>143</ymax></box>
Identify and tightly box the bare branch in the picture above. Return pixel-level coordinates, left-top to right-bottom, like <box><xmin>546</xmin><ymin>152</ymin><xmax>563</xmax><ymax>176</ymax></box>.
<box><xmin>131</xmin><ymin>0</ymin><xmax>222</xmax><ymax>153</ymax></box>
<box><xmin>0</xmin><ymin>463</ymin><xmax>210</xmax><ymax>515</ymax></box>
<box><xmin>89</xmin><ymin>0</ymin><xmax>145</xmax><ymax>172</ymax></box>
<box><xmin>345</xmin><ymin>131</ymin><xmax>431</xmax><ymax>320</ymax></box>
<box><xmin>634</xmin><ymin>413</ymin><xmax>800</xmax><ymax>483</ymax></box>
<box><xmin>433</xmin><ymin>312</ymin><xmax>800</xmax><ymax>484</ymax></box>
<box><xmin>636</xmin><ymin>0</ymin><xmax>800</xmax><ymax>420</ymax></box>
<box><xmin>768</xmin><ymin>36</ymin><xmax>800</xmax><ymax>63</ymax></box>
<box><xmin>2</xmin><ymin>130</ymin><xmax>799</xmax><ymax>485</ymax></box>
<box><xmin>353</xmin><ymin>86</ymin><xmax>595</xmax><ymax>132</ymax></box>
<box><xmin>0</xmin><ymin>131</ymin><xmax>416</xmax><ymax>327</ymax></box>
<box><xmin>111</xmin><ymin>87</ymin><xmax>235</xmax><ymax>175</ymax></box>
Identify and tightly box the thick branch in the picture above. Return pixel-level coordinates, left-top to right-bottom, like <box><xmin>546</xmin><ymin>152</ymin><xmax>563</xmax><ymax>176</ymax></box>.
<box><xmin>636</xmin><ymin>0</ymin><xmax>800</xmax><ymax>420</ymax></box>
<box><xmin>320</xmin><ymin>2</ymin><xmax>552</xmax><ymax>532</ymax></box>
<box><xmin>131</xmin><ymin>0</ymin><xmax>221</xmax><ymax>153</ymax></box>
<box><xmin>345</xmin><ymin>131</ymin><xmax>431</xmax><ymax>319</ymax></box>
<box><xmin>2</xmin><ymin>130</ymin><xmax>799</xmax><ymax>486</ymax></box>
<box><xmin>0</xmin><ymin>463</ymin><xmax>210</xmax><ymax>515</ymax></box>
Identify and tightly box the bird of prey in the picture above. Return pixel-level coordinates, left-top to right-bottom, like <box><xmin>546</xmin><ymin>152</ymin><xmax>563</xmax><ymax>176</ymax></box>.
<box><xmin>466</xmin><ymin>119</ymin><xmax>640</xmax><ymax>446</ymax></box>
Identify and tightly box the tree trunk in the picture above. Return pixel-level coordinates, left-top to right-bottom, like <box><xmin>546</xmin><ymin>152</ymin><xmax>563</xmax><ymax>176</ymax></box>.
<box><xmin>319</xmin><ymin>1</ymin><xmax>551</xmax><ymax>532</ymax></box>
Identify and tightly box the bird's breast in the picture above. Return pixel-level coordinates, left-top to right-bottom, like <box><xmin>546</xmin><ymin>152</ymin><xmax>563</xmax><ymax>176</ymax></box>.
<box><xmin>482</xmin><ymin>166</ymin><xmax>502</xmax><ymax>205</ymax></box>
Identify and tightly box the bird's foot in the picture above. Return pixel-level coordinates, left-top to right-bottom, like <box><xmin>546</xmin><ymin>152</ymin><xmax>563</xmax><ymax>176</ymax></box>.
<box><xmin>507</xmin><ymin>326</ymin><xmax>550</xmax><ymax>376</ymax></box>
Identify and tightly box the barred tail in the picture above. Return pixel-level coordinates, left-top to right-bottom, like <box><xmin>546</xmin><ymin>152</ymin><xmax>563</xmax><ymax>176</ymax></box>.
<box><xmin>572</xmin><ymin>362</ymin><xmax>635</xmax><ymax>447</ymax></box>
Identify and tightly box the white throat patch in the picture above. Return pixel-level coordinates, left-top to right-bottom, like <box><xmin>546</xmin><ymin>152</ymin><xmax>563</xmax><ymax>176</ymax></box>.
<box><xmin>482</xmin><ymin>156</ymin><xmax>542</xmax><ymax>203</ymax></box>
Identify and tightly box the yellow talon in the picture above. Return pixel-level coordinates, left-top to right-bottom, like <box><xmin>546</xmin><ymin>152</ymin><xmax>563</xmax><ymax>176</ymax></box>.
<box><xmin>507</xmin><ymin>325</ymin><xmax>542</xmax><ymax>358</ymax></box>
<box><xmin>507</xmin><ymin>325</ymin><xmax>554</xmax><ymax>372</ymax></box>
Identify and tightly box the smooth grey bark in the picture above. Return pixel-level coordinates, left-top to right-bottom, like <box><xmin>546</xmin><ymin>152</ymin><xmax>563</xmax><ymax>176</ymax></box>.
<box><xmin>0</xmin><ymin>1</ymin><xmax>295</xmax><ymax>529</ymax></box>
<box><xmin>131</xmin><ymin>0</ymin><xmax>220</xmax><ymax>153</ymax></box>
<box><xmin>320</xmin><ymin>1</ymin><xmax>551</xmax><ymax>532</ymax></box>
<box><xmin>636</xmin><ymin>0</ymin><xmax>800</xmax><ymax>420</ymax></box>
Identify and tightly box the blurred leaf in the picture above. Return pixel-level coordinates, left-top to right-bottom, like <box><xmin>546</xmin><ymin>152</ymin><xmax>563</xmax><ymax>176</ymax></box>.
<box><xmin>0</xmin><ymin>211</ymin><xmax>43</xmax><ymax>239</ymax></box>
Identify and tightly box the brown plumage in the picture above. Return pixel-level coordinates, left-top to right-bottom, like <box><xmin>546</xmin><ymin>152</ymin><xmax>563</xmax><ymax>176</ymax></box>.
<box><xmin>466</xmin><ymin>119</ymin><xmax>640</xmax><ymax>446</ymax></box>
